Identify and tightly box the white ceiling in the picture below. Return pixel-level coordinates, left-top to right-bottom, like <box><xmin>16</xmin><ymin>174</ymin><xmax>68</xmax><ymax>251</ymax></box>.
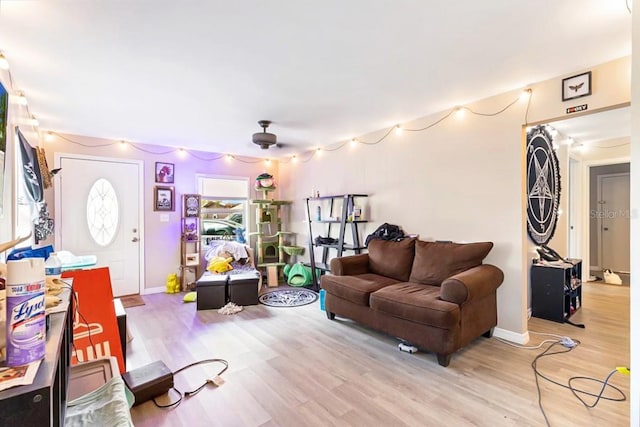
<box><xmin>0</xmin><ymin>1</ymin><xmax>632</xmax><ymax>157</ymax></box>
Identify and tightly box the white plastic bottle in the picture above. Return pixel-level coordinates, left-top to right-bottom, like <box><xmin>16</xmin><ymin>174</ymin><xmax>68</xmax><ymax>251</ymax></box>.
<box><xmin>44</xmin><ymin>252</ymin><xmax>62</xmax><ymax>280</ymax></box>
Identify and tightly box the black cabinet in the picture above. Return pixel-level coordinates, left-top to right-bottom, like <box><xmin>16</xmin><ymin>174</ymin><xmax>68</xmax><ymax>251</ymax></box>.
<box><xmin>531</xmin><ymin>259</ymin><xmax>582</xmax><ymax>323</ymax></box>
<box><xmin>0</xmin><ymin>288</ymin><xmax>73</xmax><ymax>426</ymax></box>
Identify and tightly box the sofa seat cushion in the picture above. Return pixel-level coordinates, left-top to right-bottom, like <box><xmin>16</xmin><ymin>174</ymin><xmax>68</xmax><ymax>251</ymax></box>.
<box><xmin>370</xmin><ymin>283</ymin><xmax>459</xmax><ymax>329</ymax></box>
<box><xmin>321</xmin><ymin>274</ymin><xmax>399</xmax><ymax>306</ymax></box>
<box><xmin>409</xmin><ymin>240</ymin><xmax>494</xmax><ymax>285</ymax></box>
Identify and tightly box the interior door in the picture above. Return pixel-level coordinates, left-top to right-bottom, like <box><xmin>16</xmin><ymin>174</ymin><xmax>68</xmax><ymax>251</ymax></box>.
<box><xmin>598</xmin><ymin>173</ymin><xmax>630</xmax><ymax>273</ymax></box>
<box><xmin>56</xmin><ymin>155</ymin><xmax>142</xmax><ymax>296</ymax></box>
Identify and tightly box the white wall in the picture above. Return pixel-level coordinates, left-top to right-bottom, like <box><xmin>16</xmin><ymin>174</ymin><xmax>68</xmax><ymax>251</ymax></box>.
<box><xmin>280</xmin><ymin>56</ymin><xmax>631</xmax><ymax>344</ymax></box>
<box><xmin>630</xmin><ymin>3</ymin><xmax>639</xmax><ymax>424</ymax></box>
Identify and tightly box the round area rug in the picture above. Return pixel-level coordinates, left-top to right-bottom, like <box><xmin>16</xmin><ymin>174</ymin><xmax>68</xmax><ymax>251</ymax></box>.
<box><xmin>259</xmin><ymin>288</ymin><xmax>318</xmax><ymax>307</ymax></box>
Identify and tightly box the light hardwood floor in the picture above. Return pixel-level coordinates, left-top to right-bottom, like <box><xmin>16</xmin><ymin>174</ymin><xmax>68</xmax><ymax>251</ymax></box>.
<box><xmin>127</xmin><ymin>283</ymin><xmax>629</xmax><ymax>427</ymax></box>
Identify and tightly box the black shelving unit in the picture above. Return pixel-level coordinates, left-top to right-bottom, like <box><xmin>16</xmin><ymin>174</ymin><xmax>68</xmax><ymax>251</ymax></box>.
<box><xmin>304</xmin><ymin>194</ymin><xmax>368</xmax><ymax>291</ymax></box>
<box><xmin>531</xmin><ymin>259</ymin><xmax>582</xmax><ymax>323</ymax></box>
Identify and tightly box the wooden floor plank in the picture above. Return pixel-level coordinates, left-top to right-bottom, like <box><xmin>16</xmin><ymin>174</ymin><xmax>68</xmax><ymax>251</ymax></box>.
<box><xmin>128</xmin><ymin>283</ymin><xmax>630</xmax><ymax>426</ymax></box>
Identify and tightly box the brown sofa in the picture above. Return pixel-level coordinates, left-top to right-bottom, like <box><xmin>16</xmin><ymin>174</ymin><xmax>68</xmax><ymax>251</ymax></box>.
<box><xmin>320</xmin><ymin>238</ymin><xmax>504</xmax><ymax>366</ymax></box>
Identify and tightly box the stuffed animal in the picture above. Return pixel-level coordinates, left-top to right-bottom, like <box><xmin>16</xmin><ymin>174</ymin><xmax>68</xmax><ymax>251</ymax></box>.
<box><xmin>207</xmin><ymin>256</ymin><xmax>234</xmax><ymax>274</ymax></box>
<box><xmin>165</xmin><ymin>273</ymin><xmax>180</xmax><ymax>294</ymax></box>
<box><xmin>255</xmin><ymin>173</ymin><xmax>275</xmax><ymax>190</ymax></box>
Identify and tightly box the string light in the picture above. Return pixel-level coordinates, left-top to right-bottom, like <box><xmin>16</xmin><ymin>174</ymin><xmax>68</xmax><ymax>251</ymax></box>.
<box><xmin>299</xmin><ymin>89</ymin><xmax>533</xmax><ymax>158</ymax></box>
<box><xmin>520</xmin><ymin>88</ymin><xmax>532</xmax><ymax>101</ymax></box>
<box><xmin>2</xmin><ymin>38</ymin><xmax>534</xmax><ymax>166</ymax></box>
<box><xmin>10</xmin><ymin>91</ymin><xmax>27</xmax><ymax>105</ymax></box>
<box><xmin>0</xmin><ymin>50</ymin><xmax>276</xmax><ymax>164</ymax></box>
<box><xmin>0</xmin><ymin>53</ymin><xmax>9</xmax><ymax>70</ymax></box>
<box><xmin>9</xmin><ymin>82</ymin><xmax>534</xmax><ymax>166</ymax></box>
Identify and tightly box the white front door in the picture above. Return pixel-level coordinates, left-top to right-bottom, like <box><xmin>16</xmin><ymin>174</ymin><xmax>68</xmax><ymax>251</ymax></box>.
<box><xmin>55</xmin><ymin>155</ymin><xmax>143</xmax><ymax>296</ymax></box>
<box><xmin>598</xmin><ymin>173</ymin><xmax>630</xmax><ymax>274</ymax></box>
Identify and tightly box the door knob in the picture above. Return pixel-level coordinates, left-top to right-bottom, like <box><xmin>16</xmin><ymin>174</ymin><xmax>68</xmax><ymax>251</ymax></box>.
<box><xmin>132</xmin><ymin>237</ymin><xmax>139</xmax><ymax>242</ymax></box>
<box><xmin>603</xmin><ymin>227</ymin><xmax>609</xmax><ymax>231</ymax></box>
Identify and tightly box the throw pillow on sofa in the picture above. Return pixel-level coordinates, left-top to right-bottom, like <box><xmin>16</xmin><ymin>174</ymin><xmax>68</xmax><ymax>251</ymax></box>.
<box><xmin>409</xmin><ymin>241</ymin><xmax>493</xmax><ymax>285</ymax></box>
<box><xmin>368</xmin><ymin>238</ymin><xmax>416</xmax><ymax>282</ymax></box>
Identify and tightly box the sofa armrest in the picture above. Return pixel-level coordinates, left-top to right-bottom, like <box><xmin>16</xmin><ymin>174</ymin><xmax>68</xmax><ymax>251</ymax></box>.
<box><xmin>440</xmin><ymin>264</ymin><xmax>504</xmax><ymax>305</ymax></box>
<box><xmin>330</xmin><ymin>254</ymin><xmax>370</xmax><ymax>276</ymax></box>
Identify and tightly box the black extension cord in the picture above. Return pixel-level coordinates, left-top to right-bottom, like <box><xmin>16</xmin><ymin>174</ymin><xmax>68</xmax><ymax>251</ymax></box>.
<box><xmin>153</xmin><ymin>358</ymin><xmax>229</xmax><ymax>409</ymax></box>
<box><xmin>532</xmin><ymin>340</ymin><xmax>627</xmax><ymax>426</ymax></box>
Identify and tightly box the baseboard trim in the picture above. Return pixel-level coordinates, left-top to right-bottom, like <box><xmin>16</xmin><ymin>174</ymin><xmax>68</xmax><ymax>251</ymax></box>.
<box><xmin>142</xmin><ymin>286</ymin><xmax>166</xmax><ymax>295</ymax></box>
<box><xmin>494</xmin><ymin>327</ymin><xmax>530</xmax><ymax>345</ymax></box>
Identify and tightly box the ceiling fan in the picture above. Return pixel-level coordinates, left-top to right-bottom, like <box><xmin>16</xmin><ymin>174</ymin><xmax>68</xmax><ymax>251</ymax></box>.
<box><xmin>252</xmin><ymin>120</ymin><xmax>282</xmax><ymax>150</ymax></box>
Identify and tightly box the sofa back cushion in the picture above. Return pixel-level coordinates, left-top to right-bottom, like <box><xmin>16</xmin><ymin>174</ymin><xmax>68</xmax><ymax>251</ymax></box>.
<box><xmin>368</xmin><ymin>238</ymin><xmax>416</xmax><ymax>282</ymax></box>
<box><xmin>409</xmin><ymin>241</ymin><xmax>493</xmax><ymax>285</ymax></box>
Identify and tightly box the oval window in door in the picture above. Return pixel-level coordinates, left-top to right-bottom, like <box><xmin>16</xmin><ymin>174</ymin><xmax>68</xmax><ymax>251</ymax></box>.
<box><xmin>86</xmin><ymin>178</ymin><xmax>119</xmax><ymax>246</ymax></box>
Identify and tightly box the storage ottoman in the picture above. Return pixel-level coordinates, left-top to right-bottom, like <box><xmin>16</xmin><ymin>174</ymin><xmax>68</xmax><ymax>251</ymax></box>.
<box><xmin>228</xmin><ymin>271</ymin><xmax>260</xmax><ymax>306</ymax></box>
<box><xmin>196</xmin><ymin>272</ymin><xmax>228</xmax><ymax>310</ymax></box>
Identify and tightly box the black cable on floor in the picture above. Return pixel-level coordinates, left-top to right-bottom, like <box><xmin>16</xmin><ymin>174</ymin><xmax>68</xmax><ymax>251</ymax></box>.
<box><xmin>532</xmin><ymin>341</ymin><xmax>626</xmax><ymax>426</ymax></box>
<box><xmin>153</xmin><ymin>358</ymin><xmax>229</xmax><ymax>409</ymax></box>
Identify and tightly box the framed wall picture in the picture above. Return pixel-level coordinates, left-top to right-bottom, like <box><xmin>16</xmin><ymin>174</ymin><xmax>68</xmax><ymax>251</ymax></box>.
<box><xmin>562</xmin><ymin>71</ymin><xmax>591</xmax><ymax>102</ymax></box>
<box><xmin>154</xmin><ymin>186</ymin><xmax>174</xmax><ymax>211</ymax></box>
<box><xmin>183</xmin><ymin>217</ymin><xmax>199</xmax><ymax>241</ymax></box>
<box><xmin>155</xmin><ymin>162</ymin><xmax>175</xmax><ymax>183</ymax></box>
<box><xmin>183</xmin><ymin>194</ymin><xmax>200</xmax><ymax>217</ymax></box>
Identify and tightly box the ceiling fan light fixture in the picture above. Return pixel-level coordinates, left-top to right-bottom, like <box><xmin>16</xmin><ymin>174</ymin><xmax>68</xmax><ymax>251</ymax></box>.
<box><xmin>252</xmin><ymin>120</ymin><xmax>278</xmax><ymax>149</ymax></box>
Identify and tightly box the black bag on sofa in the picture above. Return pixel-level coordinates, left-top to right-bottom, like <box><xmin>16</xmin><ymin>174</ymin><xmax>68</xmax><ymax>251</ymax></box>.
<box><xmin>364</xmin><ymin>223</ymin><xmax>406</xmax><ymax>247</ymax></box>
